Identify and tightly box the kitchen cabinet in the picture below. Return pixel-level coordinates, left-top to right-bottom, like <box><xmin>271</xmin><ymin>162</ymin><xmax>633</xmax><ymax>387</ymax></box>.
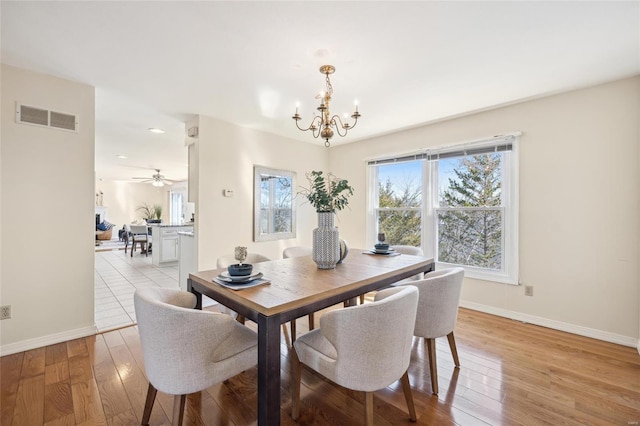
<box><xmin>150</xmin><ymin>224</ymin><xmax>193</xmax><ymax>266</ymax></box>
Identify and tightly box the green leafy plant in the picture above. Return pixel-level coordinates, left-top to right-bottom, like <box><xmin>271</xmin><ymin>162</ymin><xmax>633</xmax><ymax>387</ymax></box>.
<box><xmin>153</xmin><ymin>204</ymin><xmax>162</xmax><ymax>221</ymax></box>
<box><xmin>300</xmin><ymin>171</ymin><xmax>354</xmax><ymax>213</ymax></box>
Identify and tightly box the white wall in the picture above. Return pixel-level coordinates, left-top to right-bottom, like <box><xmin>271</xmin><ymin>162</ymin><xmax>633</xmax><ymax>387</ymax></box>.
<box><xmin>330</xmin><ymin>76</ymin><xmax>640</xmax><ymax>345</ymax></box>
<box><xmin>195</xmin><ymin>116</ymin><xmax>328</xmax><ymax>269</ymax></box>
<box><xmin>1</xmin><ymin>65</ymin><xmax>96</xmax><ymax>354</ymax></box>
<box><xmin>95</xmin><ymin>179</ymin><xmax>173</xmax><ymax>230</ymax></box>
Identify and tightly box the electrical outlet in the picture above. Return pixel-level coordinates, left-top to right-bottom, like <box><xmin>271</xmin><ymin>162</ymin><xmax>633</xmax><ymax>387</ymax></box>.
<box><xmin>524</xmin><ymin>285</ymin><xmax>533</xmax><ymax>297</ymax></box>
<box><xmin>0</xmin><ymin>305</ymin><xmax>11</xmax><ymax>320</ymax></box>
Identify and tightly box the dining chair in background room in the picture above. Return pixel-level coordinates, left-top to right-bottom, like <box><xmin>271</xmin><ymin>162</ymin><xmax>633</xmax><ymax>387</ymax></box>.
<box><xmin>129</xmin><ymin>224</ymin><xmax>151</xmax><ymax>257</ymax></box>
<box><xmin>395</xmin><ymin>267</ymin><xmax>465</xmax><ymax>394</ymax></box>
<box><xmin>134</xmin><ymin>287</ymin><xmax>257</xmax><ymax>425</ymax></box>
<box><xmin>291</xmin><ymin>286</ymin><xmax>419</xmax><ymax>425</ymax></box>
<box><xmin>123</xmin><ymin>223</ymin><xmax>132</xmax><ymax>254</ymax></box>
<box><xmin>282</xmin><ymin>246</ymin><xmax>315</xmax><ymax>343</ymax></box>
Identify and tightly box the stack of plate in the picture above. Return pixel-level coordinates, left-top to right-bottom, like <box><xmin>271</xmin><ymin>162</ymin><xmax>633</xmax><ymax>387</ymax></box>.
<box><xmin>369</xmin><ymin>247</ymin><xmax>396</xmax><ymax>255</ymax></box>
<box><xmin>216</xmin><ymin>271</ymin><xmax>263</xmax><ymax>284</ymax></box>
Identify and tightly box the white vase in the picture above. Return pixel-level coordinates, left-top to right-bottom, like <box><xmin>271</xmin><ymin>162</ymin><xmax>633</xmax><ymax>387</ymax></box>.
<box><xmin>312</xmin><ymin>212</ymin><xmax>340</xmax><ymax>269</ymax></box>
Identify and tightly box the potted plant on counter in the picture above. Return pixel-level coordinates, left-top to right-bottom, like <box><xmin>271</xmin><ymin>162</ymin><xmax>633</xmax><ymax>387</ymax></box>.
<box><xmin>300</xmin><ymin>171</ymin><xmax>354</xmax><ymax>269</ymax></box>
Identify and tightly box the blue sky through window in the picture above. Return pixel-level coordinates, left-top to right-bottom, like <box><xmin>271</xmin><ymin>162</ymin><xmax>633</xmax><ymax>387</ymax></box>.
<box><xmin>377</xmin><ymin>159</ymin><xmax>459</xmax><ymax>203</ymax></box>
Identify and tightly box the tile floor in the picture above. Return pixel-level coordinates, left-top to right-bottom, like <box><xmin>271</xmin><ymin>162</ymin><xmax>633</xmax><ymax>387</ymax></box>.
<box><xmin>95</xmin><ymin>249</ymin><xmax>180</xmax><ymax>332</ymax></box>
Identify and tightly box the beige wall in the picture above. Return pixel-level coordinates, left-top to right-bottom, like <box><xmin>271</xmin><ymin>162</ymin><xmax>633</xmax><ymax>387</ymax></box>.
<box><xmin>95</xmin><ymin>179</ymin><xmax>173</xmax><ymax>229</ymax></box>
<box><xmin>195</xmin><ymin>116</ymin><xmax>328</xmax><ymax>269</ymax></box>
<box><xmin>330</xmin><ymin>76</ymin><xmax>640</xmax><ymax>344</ymax></box>
<box><xmin>1</xmin><ymin>65</ymin><xmax>96</xmax><ymax>352</ymax></box>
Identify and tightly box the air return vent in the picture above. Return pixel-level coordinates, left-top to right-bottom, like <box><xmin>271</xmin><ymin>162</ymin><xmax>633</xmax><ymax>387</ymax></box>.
<box><xmin>16</xmin><ymin>103</ymin><xmax>79</xmax><ymax>132</ymax></box>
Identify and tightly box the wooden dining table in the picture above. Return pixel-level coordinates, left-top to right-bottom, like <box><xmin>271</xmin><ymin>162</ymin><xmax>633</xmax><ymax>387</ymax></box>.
<box><xmin>188</xmin><ymin>248</ymin><xmax>434</xmax><ymax>425</ymax></box>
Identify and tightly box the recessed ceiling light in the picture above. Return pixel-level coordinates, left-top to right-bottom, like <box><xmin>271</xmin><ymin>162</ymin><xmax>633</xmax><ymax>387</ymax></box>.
<box><xmin>148</xmin><ymin>128</ymin><xmax>165</xmax><ymax>134</ymax></box>
<box><xmin>116</xmin><ymin>154</ymin><xmax>128</xmax><ymax>159</ymax></box>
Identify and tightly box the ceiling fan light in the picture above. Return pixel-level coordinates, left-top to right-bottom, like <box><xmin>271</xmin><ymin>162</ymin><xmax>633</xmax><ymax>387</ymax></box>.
<box><xmin>152</xmin><ymin>180</ymin><xmax>164</xmax><ymax>187</ymax></box>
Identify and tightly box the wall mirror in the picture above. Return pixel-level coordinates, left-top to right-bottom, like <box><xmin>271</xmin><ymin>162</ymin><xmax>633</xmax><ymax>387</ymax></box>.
<box><xmin>254</xmin><ymin>166</ymin><xmax>296</xmax><ymax>242</ymax></box>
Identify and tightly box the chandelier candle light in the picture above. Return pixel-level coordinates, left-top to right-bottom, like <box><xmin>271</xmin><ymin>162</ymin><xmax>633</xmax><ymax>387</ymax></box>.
<box><xmin>292</xmin><ymin>65</ymin><xmax>361</xmax><ymax>147</ymax></box>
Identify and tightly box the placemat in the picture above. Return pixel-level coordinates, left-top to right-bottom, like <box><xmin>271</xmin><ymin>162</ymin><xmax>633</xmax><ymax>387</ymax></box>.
<box><xmin>212</xmin><ymin>277</ymin><xmax>271</xmax><ymax>290</ymax></box>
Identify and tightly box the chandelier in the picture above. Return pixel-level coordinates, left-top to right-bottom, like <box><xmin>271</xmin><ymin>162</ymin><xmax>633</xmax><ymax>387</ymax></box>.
<box><xmin>292</xmin><ymin>65</ymin><xmax>361</xmax><ymax>147</ymax></box>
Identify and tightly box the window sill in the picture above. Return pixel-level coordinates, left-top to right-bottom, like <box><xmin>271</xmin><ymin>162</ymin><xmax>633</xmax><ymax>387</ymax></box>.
<box><xmin>435</xmin><ymin>262</ymin><xmax>518</xmax><ymax>285</ymax></box>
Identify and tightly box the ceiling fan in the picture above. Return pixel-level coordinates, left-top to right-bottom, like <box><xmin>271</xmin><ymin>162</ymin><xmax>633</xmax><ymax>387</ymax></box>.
<box><xmin>132</xmin><ymin>169</ymin><xmax>176</xmax><ymax>187</ymax></box>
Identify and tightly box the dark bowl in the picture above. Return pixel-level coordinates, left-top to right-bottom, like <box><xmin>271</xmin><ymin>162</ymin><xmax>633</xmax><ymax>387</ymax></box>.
<box><xmin>374</xmin><ymin>243</ymin><xmax>390</xmax><ymax>251</ymax></box>
<box><xmin>228</xmin><ymin>263</ymin><xmax>253</xmax><ymax>276</ymax></box>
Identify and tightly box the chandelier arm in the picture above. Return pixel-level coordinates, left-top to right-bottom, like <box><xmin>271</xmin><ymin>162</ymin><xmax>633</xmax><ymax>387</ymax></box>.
<box><xmin>295</xmin><ymin>116</ymin><xmax>322</xmax><ymax>133</ymax></box>
<box><xmin>330</xmin><ymin>116</ymin><xmax>349</xmax><ymax>137</ymax></box>
<box><xmin>348</xmin><ymin>113</ymin><xmax>359</xmax><ymax>130</ymax></box>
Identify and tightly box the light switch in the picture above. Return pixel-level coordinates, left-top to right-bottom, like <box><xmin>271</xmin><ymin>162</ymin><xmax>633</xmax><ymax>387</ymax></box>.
<box><xmin>223</xmin><ymin>189</ymin><xmax>234</xmax><ymax>197</ymax></box>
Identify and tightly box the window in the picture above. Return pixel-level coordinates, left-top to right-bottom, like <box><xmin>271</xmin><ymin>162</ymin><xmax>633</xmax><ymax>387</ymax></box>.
<box><xmin>253</xmin><ymin>166</ymin><xmax>296</xmax><ymax>242</ymax></box>
<box><xmin>368</xmin><ymin>134</ymin><xmax>518</xmax><ymax>284</ymax></box>
<box><xmin>170</xmin><ymin>191</ymin><xmax>185</xmax><ymax>223</ymax></box>
<box><xmin>371</xmin><ymin>161</ymin><xmax>423</xmax><ymax>247</ymax></box>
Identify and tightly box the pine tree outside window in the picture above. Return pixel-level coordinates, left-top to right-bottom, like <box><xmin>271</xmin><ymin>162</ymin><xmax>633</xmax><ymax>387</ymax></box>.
<box><xmin>367</xmin><ymin>134</ymin><xmax>519</xmax><ymax>284</ymax></box>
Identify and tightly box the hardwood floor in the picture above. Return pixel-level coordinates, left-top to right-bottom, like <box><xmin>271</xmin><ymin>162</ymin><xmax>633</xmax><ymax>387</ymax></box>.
<box><xmin>2</xmin><ymin>307</ymin><xmax>639</xmax><ymax>425</ymax></box>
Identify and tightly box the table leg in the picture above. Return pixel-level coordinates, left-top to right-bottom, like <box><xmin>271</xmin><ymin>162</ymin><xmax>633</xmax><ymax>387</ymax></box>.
<box><xmin>188</xmin><ymin>279</ymin><xmax>202</xmax><ymax>310</ymax></box>
<box><xmin>256</xmin><ymin>313</ymin><xmax>282</xmax><ymax>425</ymax></box>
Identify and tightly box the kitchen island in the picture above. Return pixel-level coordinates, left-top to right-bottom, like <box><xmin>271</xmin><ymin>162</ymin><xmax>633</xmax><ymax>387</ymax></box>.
<box><xmin>149</xmin><ymin>223</ymin><xmax>193</xmax><ymax>266</ymax></box>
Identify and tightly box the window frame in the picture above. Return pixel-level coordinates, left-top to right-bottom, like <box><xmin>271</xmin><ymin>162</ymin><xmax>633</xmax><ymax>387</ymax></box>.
<box><xmin>367</xmin><ymin>134</ymin><xmax>519</xmax><ymax>285</ymax></box>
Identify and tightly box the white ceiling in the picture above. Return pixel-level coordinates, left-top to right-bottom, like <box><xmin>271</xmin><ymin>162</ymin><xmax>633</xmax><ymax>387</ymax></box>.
<box><xmin>2</xmin><ymin>1</ymin><xmax>638</xmax><ymax>182</ymax></box>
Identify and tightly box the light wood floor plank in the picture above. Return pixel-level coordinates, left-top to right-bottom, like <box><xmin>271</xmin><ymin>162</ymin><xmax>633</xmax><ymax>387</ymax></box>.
<box><xmin>70</xmin><ymin>379</ymin><xmax>108</xmax><ymax>425</ymax></box>
<box><xmin>43</xmin><ymin>381</ymin><xmax>74</xmax><ymax>424</ymax></box>
<box><xmin>1</xmin><ymin>352</ymin><xmax>24</xmax><ymax>426</ymax></box>
<box><xmin>12</xmin><ymin>374</ymin><xmax>45</xmax><ymax>425</ymax></box>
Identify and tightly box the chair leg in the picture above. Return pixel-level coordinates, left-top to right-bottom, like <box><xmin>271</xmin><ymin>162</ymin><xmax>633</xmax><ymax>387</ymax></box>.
<box><xmin>400</xmin><ymin>371</ymin><xmax>417</xmax><ymax>422</ymax></box>
<box><xmin>282</xmin><ymin>323</ymin><xmax>292</xmax><ymax>347</ymax></box>
<box><xmin>141</xmin><ymin>383</ymin><xmax>157</xmax><ymax>425</ymax></box>
<box><xmin>291</xmin><ymin>349</ymin><xmax>302</xmax><ymax>420</ymax></box>
<box><xmin>447</xmin><ymin>332</ymin><xmax>460</xmax><ymax>367</ymax></box>
<box><xmin>364</xmin><ymin>391</ymin><xmax>374</xmax><ymax>426</ymax></box>
<box><xmin>359</xmin><ymin>294</ymin><xmax>365</xmax><ymax>304</ymax></box>
<box><xmin>426</xmin><ymin>337</ymin><xmax>438</xmax><ymax>394</ymax></box>
<box><xmin>172</xmin><ymin>394</ymin><xmax>186</xmax><ymax>426</ymax></box>
<box><xmin>290</xmin><ymin>319</ymin><xmax>297</xmax><ymax>344</ymax></box>
<box><xmin>308</xmin><ymin>313</ymin><xmax>315</xmax><ymax>330</ymax></box>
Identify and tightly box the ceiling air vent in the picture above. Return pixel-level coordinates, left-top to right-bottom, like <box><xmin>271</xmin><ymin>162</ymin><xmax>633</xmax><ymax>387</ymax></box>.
<box><xmin>16</xmin><ymin>103</ymin><xmax>79</xmax><ymax>132</ymax></box>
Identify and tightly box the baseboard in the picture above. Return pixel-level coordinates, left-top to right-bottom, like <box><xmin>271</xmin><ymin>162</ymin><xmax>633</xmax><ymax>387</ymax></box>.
<box><xmin>460</xmin><ymin>300</ymin><xmax>637</xmax><ymax>348</ymax></box>
<box><xmin>0</xmin><ymin>325</ymin><xmax>97</xmax><ymax>357</ymax></box>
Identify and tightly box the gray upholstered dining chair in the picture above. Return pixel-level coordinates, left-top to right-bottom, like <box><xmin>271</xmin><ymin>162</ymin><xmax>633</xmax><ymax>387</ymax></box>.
<box><xmin>282</xmin><ymin>246</ymin><xmax>312</xmax><ymax>259</ymax></box>
<box><xmin>216</xmin><ymin>252</ymin><xmax>271</xmax><ymax>268</ymax></box>
<box><xmin>282</xmin><ymin>246</ymin><xmax>315</xmax><ymax>343</ymax></box>
<box><xmin>134</xmin><ymin>287</ymin><xmax>257</xmax><ymax>425</ymax></box>
<box><xmin>391</xmin><ymin>245</ymin><xmax>425</xmax><ymax>281</ymax></box>
<box><xmin>129</xmin><ymin>224</ymin><xmax>151</xmax><ymax>257</ymax></box>
<box><xmin>395</xmin><ymin>267</ymin><xmax>464</xmax><ymax>394</ymax></box>
<box><xmin>358</xmin><ymin>244</ymin><xmax>425</xmax><ymax>304</ymax></box>
<box><xmin>291</xmin><ymin>286</ymin><xmax>419</xmax><ymax>425</ymax></box>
